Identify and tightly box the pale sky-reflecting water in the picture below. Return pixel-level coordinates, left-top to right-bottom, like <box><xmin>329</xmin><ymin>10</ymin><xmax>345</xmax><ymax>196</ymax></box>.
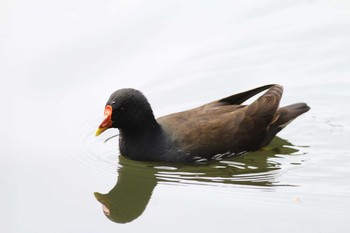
<box><xmin>1</xmin><ymin>0</ymin><xmax>350</xmax><ymax>232</ymax></box>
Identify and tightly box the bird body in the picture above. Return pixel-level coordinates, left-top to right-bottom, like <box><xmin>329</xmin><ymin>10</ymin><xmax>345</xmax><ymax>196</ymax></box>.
<box><xmin>96</xmin><ymin>84</ymin><xmax>310</xmax><ymax>162</ymax></box>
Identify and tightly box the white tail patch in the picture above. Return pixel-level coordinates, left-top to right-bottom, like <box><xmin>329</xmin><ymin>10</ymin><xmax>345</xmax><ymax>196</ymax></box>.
<box><xmin>279</xmin><ymin>119</ymin><xmax>295</xmax><ymax>128</ymax></box>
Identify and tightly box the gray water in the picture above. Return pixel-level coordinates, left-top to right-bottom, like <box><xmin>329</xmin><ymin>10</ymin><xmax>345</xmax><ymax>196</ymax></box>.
<box><xmin>1</xmin><ymin>0</ymin><xmax>350</xmax><ymax>232</ymax></box>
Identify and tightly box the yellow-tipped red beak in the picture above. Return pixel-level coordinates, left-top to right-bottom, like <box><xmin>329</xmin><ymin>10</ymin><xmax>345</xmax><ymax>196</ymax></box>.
<box><xmin>95</xmin><ymin>105</ymin><xmax>113</xmax><ymax>136</ymax></box>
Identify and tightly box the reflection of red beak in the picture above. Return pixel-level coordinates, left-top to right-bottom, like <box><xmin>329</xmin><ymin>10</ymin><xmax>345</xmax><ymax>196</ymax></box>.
<box><xmin>95</xmin><ymin>105</ymin><xmax>113</xmax><ymax>136</ymax></box>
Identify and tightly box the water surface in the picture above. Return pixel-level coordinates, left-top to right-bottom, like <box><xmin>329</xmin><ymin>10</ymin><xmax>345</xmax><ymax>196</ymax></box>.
<box><xmin>2</xmin><ymin>0</ymin><xmax>350</xmax><ymax>232</ymax></box>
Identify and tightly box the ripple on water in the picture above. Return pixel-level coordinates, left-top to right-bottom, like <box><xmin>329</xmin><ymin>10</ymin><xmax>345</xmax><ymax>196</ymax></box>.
<box><xmin>112</xmin><ymin>136</ymin><xmax>305</xmax><ymax>189</ymax></box>
<box><xmin>93</xmin><ymin>136</ymin><xmax>308</xmax><ymax>224</ymax></box>
<box><xmin>61</xmin><ymin>115</ymin><xmax>119</xmax><ymax>179</ymax></box>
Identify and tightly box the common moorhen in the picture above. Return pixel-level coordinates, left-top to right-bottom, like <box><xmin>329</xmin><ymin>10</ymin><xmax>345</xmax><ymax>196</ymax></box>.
<box><xmin>96</xmin><ymin>84</ymin><xmax>310</xmax><ymax>162</ymax></box>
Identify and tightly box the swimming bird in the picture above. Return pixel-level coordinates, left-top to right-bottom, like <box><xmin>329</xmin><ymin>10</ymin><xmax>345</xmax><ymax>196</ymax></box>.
<box><xmin>95</xmin><ymin>84</ymin><xmax>310</xmax><ymax>162</ymax></box>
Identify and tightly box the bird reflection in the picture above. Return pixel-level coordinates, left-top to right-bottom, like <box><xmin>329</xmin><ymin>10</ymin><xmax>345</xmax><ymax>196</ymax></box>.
<box><xmin>94</xmin><ymin>137</ymin><xmax>302</xmax><ymax>224</ymax></box>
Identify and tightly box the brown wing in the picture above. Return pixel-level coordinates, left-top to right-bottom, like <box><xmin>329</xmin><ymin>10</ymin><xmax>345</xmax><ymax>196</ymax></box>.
<box><xmin>157</xmin><ymin>84</ymin><xmax>284</xmax><ymax>158</ymax></box>
<box><xmin>234</xmin><ymin>84</ymin><xmax>283</xmax><ymax>151</ymax></box>
<box><xmin>217</xmin><ymin>84</ymin><xmax>275</xmax><ymax>105</ymax></box>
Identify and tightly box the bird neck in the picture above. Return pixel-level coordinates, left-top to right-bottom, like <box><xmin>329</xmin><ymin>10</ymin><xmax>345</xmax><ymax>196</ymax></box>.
<box><xmin>118</xmin><ymin>120</ymin><xmax>164</xmax><ymax>161</ymax></box>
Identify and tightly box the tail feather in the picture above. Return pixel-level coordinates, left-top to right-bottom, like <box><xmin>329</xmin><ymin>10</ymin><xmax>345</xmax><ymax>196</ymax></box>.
<box><xmin>261</xmin><ymin>102</ymin><xmax>310</xmax><ymax>147</ymax></box>
<box><xmin>275</xmin><ymin>103</ymin><xmax>310</xmax><ymax>128</ymax></box>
